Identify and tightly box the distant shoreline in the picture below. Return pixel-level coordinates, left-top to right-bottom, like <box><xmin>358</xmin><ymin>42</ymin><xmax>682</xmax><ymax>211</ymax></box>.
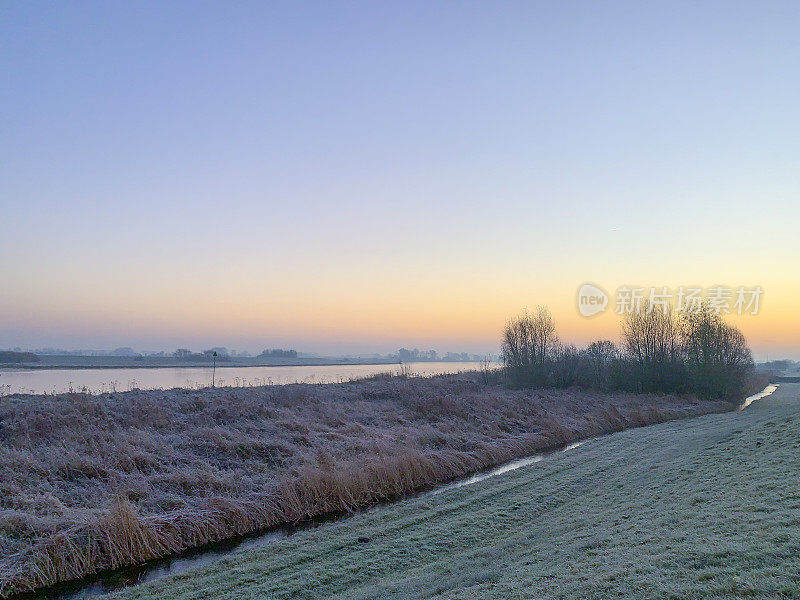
<box><xmin>0</xmin><ymin>356</ymin><xmax>403</xmax><ymax>371</ymax></box>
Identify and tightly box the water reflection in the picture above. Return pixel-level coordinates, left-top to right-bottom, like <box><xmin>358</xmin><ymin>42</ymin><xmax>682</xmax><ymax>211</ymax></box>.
<box><xmin>429</xmin><ymin>440</ymin><xmax>585</xmax><ymax>495</ymax></box>
<box><xmin>738</xmin><ymin>383</ymin><xmax>779</xmax><ymax>410</ymax></box>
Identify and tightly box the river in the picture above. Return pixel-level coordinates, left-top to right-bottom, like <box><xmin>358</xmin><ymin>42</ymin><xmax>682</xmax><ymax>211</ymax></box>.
<box><xmin>0</xmin><ymin>361</ymin><xmax>490</xmax><ymax>396</ymax></box>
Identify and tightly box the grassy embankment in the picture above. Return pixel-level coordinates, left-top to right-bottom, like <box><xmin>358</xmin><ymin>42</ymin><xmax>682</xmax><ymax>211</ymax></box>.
<box><xmin>0</xmin><ymin>373</ymin><xmax>731</xmax><ymax>597</ymax></box>
<box><xmin>113</xmin><ymin>383</ymin><xmax>800</xmax><ymax>600</ymax></box>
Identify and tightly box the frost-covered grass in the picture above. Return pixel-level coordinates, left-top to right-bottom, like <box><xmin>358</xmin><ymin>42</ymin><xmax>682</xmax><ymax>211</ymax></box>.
<box><xmin>0</xmin><ymin>374</ymin><xmax>727</xmax><ymax>597</ymax></box>
<box><xmin>113</xmin><ymin>384</ymin><xmax>800</xmax><ymax>600</ymax></box>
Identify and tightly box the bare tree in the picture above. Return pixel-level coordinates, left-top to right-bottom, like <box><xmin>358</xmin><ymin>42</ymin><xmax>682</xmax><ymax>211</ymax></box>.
<box><xmin>680</xmin><ymin>303</ymin><xmax>753</xmax><ymax>400</ymax></box>
<box><xmin>621</xmin><ymin>301</ymin><xmax>684</xmax><ymax>392</ymax></box>
<box><xmin>585</xmin><ymin>340</ymin><xmax>619</xmax><ymax>390</ymax></box>
<box><xmin>550</xmin><ymin>344</ymin><xmax>582</xmax><ymax>388</ymax></box>
<box><xmin>501</xmin><ymin>306</ymin><xmax>560</xmax><ymax>387</ymax></box>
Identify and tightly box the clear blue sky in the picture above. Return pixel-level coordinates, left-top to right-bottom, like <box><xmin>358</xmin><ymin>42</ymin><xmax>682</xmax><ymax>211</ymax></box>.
<box><xmin>1</xmin><ymin>2</ymin><xmax>799</xmax><ymax>356</ymax></box>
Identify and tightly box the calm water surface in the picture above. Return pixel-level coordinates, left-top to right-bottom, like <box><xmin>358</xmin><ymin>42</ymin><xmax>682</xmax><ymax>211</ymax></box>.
<box><xmin>0</xmin><ymin>361</ymin><xmax>489</xmax><ymax>396</ymax></box>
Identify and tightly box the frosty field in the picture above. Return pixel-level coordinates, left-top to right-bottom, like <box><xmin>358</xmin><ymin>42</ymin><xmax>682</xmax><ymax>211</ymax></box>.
<box><xmin>1</xmin><ymin>374</ymin><xmax>729</xmax><ymax>596</ymax></box>
<box><xmin>113</xmin><ymin>383</ymin><xmax>800</xmax><ymax>600</ymax></box>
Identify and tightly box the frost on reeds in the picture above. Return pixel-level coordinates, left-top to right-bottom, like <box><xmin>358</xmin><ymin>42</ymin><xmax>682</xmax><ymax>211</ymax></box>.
<box><xmin>0</xmin><ymin>374</ymin><xmax>729</xmax><ymax>597</ymax></box>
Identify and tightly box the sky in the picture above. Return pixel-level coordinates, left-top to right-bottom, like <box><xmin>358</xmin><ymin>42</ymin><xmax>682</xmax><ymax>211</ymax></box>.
<box><xmin>1</xmin><ymin>1</ymin><xmax>799</xmax><ymax>358</ymax></box>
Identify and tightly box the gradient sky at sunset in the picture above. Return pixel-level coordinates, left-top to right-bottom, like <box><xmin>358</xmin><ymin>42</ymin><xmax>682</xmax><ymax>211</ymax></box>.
<box><xmin>2</xmin><ymin>2</ymin><xmax>799</xmax><ymax>358</ymax></box>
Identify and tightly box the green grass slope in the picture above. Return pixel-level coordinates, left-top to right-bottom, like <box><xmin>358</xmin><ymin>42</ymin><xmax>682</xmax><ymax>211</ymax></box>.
<box><xmin>115</xmin><ymin>384</ymin><xmax>800</xmax><ymax>600</ymax></box>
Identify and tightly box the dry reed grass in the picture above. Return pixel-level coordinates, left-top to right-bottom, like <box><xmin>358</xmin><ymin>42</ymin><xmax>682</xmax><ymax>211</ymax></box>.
<box><xmin>0</xmin><ymin>373</ymin><xmax>729</xmax><ymax>597</ymax></box>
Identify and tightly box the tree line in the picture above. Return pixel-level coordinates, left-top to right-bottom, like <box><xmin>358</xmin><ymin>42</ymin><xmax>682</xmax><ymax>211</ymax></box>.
<box><xmin>0</xmin><ymin>351</ymin><xmax>39</xmax><ymax>364</ymax></box>
<box><xmin>501</xmin><ymin>303</ymin><xmax>754</xmax><ymax>401</ymax></box>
